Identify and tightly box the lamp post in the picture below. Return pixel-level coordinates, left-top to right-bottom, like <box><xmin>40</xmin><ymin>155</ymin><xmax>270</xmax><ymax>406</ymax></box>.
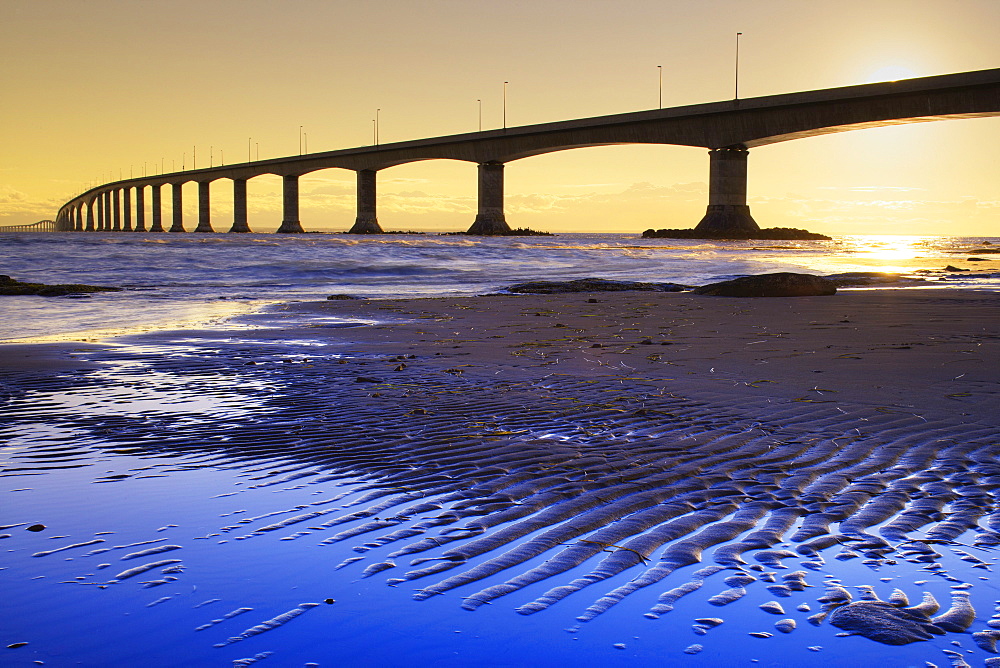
<box><xmin>299</xmin><ymin>126</ymin><xmax>303</xmax><ymax>155</ymax></box>
<box><xmin>193</xmin><ymin>146</ymin><xmax>197</xmax><ymax>170</ymax></box>
<box><xmin>477</xmin><ymin>99</ymin><xmax>482</xmax><ymax>131</ymax></box>
<box><xmin>658</xmin><ymin>65</ymin><xmax>663</xmax><ymax>109</ymax></box>
<box><xmin>503</xmin><ymin>81</ymin><xmax>508</xmax><ymax>129</ymax></box>
<box><xmin>248</xmin><ymin>137</ymin><xmax>252</xmax><ymax>163</ymax></box>
<box><xmin>372</xmin><ymin>119</ymin><xmax>376</xmax><ymax>145</ymax></box>
<box><xmin>735</xmin><ymin>32</ymin><xmax>743</xmax><ymax>100</ymax></box>
<box><xmin>376</xmin><ymin>109</ymin><xmax>380</xmax><ymax>145</ymax></box>
<box><xmin>210</xmin><ymin>146</ymin><xmax>213</xmax><ymax>168</ymax></box>
<box><xmin>220</xmin><ymin>149</ymin><xmax>224</xmax><ymax>166</ymax></box>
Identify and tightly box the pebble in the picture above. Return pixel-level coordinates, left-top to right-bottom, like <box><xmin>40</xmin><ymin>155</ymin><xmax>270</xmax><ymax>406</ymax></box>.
<box><xmin>683</xmin><ymin>644</ymin><xmax>703</xmax><ymax>655</ymax></box>
<box><xmin>613</xmin><ymin>643</ymin><xmax>626</xmax><ymax>650</ymax></box>
<box><xmin>749</xmin><ymin>632</ymin><xmax>773</xmax><ymax>638</ymax></box>
<box><xmin>760</xmin><ymin>601</ymin><xmax>785</xmax><ymax>615</ymax></box>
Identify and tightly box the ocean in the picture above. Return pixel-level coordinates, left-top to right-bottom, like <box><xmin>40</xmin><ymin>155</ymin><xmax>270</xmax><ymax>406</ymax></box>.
<box><xmin>1</xmin><ymin>231</ymin><xmax>998</xmax><ymax>341</ymax></box>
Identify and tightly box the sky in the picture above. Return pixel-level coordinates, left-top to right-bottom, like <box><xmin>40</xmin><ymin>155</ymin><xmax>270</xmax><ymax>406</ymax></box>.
<box><xmin>1</xmin><ymin>0</ymin><xmax>998</xmax><ymax>236</ymax></box>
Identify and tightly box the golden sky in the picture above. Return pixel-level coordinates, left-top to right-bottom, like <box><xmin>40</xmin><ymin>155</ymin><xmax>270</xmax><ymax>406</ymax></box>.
<box><xmin>1</xmin><ymin>0</ymin><xmax>998</xmax><ymax>235</ymax></box>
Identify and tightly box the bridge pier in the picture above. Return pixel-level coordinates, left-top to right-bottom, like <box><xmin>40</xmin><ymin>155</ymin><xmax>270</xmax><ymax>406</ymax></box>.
<box><xmin>229</xmin><ymin>179</ymin><xmax>251</xmax><ymax>232</ymax></box>
<box><xmin>276</xmin><ymin>174</ymin><xmax>304</xmax><ymax>233</ymax></box>
<box><xmin>348</xmin><ymin>169</ymin><xmax>383</xmax><ymax>233</ymax></box>
<box><xmin>150</xmin><ymin>185</ymin><xmax>164</xmax><ymax>232</ymax></box>
<box><xmin>102</xmin><ymin>192</ymin><xmax>111</xmax><ymax>230</ymax></box>
<box><xmin>86</xmin><ymin>200</ymin><xmax>95</xmax><ymax>231</ymax></box>
<box><xmin>195</xmin><ymin>182</ymin><xmax>213</xmax><ymax>232</ymax></box>
<box><xmin>112</xmin><ymin>190</ymin><xmax>121</xmax><ymax>231</ymax></box>
<box><xmin>467</xmin><ymin>162</ymin><xmax>511</xmax><ymax>235</ymax></box>
<box><xmin>694</xmin><ymin>146</ymin><xmax>759</xmax><ymax>235</ymax></box>
<box><xmin>123</xmin><ymin>188</ymin><xmax>132</xmax><ymax>231</ymax></box>
<box><xmin>170</xmin><ymin>184</ymin><xmax>185</xmax><ymax>232</ymax></box>
<box><xmin>135</xmin><ymin>187</ymin><xmax>146</xmax><ymax>232</ymax></box>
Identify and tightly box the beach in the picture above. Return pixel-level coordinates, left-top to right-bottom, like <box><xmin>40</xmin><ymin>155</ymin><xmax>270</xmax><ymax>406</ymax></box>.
<box><xmin>3</xmin><ymin>287</ymin><xmax>999</xmax><ymax>666</ymax></box>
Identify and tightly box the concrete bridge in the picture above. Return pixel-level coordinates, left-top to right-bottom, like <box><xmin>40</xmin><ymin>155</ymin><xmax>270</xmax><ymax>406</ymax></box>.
<box><xmin>55</xmin><ymin>68</ymin><xmax>1000</xmax><ymax>235</ymax></box>
<box><xmin>1</xmin><ymin>220</ymin><xmax>56</xmax><ymax>233</ymax></box>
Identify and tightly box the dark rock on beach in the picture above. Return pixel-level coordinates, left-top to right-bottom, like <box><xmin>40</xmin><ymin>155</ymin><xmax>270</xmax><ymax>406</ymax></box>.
<box><xmin>694</xmin><ymin>272</ymin><xmax>836</xmax><ymax>297</ymax></box>
<box><xmin>642</xmin><ymin>227</ymin><xmax>831</xmax><ymax>241</ymax></box>
<box><xmin>506</xmin><ymin>278</ymin><xmax>690</xmax><ymax>294</ymax></box>
<box><xmin>0</xmin><ymin>275</ymin><xmax>122</xmax><ymax>297</ymax></box>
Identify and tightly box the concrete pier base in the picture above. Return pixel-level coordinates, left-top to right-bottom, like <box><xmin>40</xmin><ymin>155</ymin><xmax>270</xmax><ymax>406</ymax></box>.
<box><xmin>135</xmin><ymin>186</ymin><xmax>146</xmax><ymax>232</ymax></box>
<box><xmin>467</xmin><ymin>162</ymin><xmax>511</xmax><ymax>235</ymax></box>
<box><xmin>229</xmin><ymin>179</ymin><xmax>251</xmax><ymax>232</ymax></box>
<box><xmin>86</xmin><ymin>200</ymin><xmax>95</xmax><ymax>231</ymax></box>
<box><xmin>169</xmin><ymin>184</ymin><xmax>185</xmax><ymax>232</ymax></box>
<box><xmin>276</xmin><ymin>174</ymin><xmax>304</xmax><ymax>233</ymax></box>
<box><xmin>123</xmin><ymin>188</ymin><xmax>133</xmax><ymax>231</ymax></box>
<box><xmin>348</xmin><ymin>169</ymin><xmax>383</xmax><ymax>233</ymax></box>
<box><xmin>150</xmin><ymin>185</ymin><xmax>164</xmax><ymax>232</ymax></box>
<box><xmin>195</xmin><ymin>182</ymin><xmax>214</xmax><ymax>232</ymax></box>
<box><xmin>694</xmin><ymin>146</ymin><xmax>760</xmax><ymax>236</ymax></box>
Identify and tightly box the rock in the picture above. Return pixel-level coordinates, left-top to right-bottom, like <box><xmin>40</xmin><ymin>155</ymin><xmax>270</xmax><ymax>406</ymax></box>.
<box><xmin>0</xmin><ymin>275</ymin><xmax>121</xmax><ymax>296</ymax></box>
<box><xmin>829</xmin><ymin>600</ymin><xmax>947</xmax><ymax>645</ymax></box>
<box><xmin>775</xmin><ymin>619</ymin><xmax>797</xmax><ymax>634</ymax></box>
<box><xmin>505</xmin><ymin>278</ymin><xmax>689</xmax><ymax>294</ymax></box>
<box><xmin>693</xmin><ymin>273</ymin><xmax>836</xmax><ymax>298</ymax></box>
<box><xmin>944</xmin><ymin>266</ymin><xmax>969</xmax><ymax>272</ymax></box>
<box><xmin>683</xmin><ymin>644</ymin><xmax>704</xmax><ymax>655</ymax></box>
<box><xmin>327</xmin><ymin>294</ymin><xmax>362</xmax><ymax>300</ymax></box>
<box><xmin>760</xmin><ymin>601</ymin><xmax>786</xmax><ymax>615</ymax></box>
<box><xmin>823</xmin><ymin>272</ymin><xmax>925</xmax><ymax>287</ymax></box>
<box><xmin>641</xmin><ymin>227</ymin><xmax>831</xmax><ymax>241</ymax></box>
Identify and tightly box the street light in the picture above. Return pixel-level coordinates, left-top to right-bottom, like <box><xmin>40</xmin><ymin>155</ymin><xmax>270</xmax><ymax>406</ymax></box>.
<box><xmin>503</xmin><ymin>81</ymin><xmax>508</xmax><ymax>130</ymax></box>
<box><xmin>372</xmin><ymin>119</ymin><xmax>377</xmax><ymax>145</ymax></box>
<box><xmin>299</xmin><ymin>126</ymin><xmax>303</xmax><ymax>155</ymax></box>
<box><xmin>220</xmin><ymin>149</ymin><xmax>224</xmax><ymax>166</ymax></box>
<box><xmin>376</xmin><ymin>109</ymin><xmax>380</xmax><ymax>145</ymax></box>
<box><xmin>210</xmin><ymin>146</ymin><xmax>214</xmax><ymax>168</ymax></box>
<box><xmin>193</xmin><ymin>146</ymin><xmax>197</xmax><ymax>170</ymax></box>
<box><xmin>477</xmin><ymin>99</ymin><xmax>482</xmax><ymax>131</ymax></box>
<box><xmin>735</xmin><ymin>32</ymin><xmax>743</xmax><ymax>100</ymax></box>
<box><xmin>248</xmin><ymin>137</ymin><xmax>252</xmax><ymax>163</ymax></box>
<box><xmin>658</xmin><ymin>65</ymin><xmax>662</xmax><ymax>109</ymax></box>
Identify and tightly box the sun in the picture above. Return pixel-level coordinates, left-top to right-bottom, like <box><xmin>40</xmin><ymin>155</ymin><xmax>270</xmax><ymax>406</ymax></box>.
<box><xmin>866</xmin><ymin>65</ymin><xmax>920</xmax><ymax>83</ymax></box>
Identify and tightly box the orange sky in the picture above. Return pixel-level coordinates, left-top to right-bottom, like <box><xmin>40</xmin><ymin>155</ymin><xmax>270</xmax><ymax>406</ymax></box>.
<box><xmin>1</xmin><ymin>0</ymin><xmax>998</xmax><ymax>235</ymax></box>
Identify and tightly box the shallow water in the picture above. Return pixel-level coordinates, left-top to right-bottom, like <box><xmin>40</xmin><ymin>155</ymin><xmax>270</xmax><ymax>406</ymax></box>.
<box><xmin>1</xmin><ymin>232</ymin><xmax>997</xmax><ymax>341</ymax></box>
<box><xmin>3</xmin><ymin>325</ymin><xmax>998</xmax><ymax>667</ymax></box>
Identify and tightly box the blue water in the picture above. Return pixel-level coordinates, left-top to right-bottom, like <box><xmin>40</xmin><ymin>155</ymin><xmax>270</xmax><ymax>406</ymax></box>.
<box><xmin>1</xmin><ymin>231</ymin><xmax>998</xmax><ymax>341</ymax></box>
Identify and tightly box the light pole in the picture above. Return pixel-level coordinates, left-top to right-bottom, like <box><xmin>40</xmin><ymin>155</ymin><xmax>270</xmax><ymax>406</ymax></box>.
<box><xmin>376</xmin><ymin>109</ymin><xmax>380</xmax><ymax>145</ymax></box>
<box><xmin>193</xmin><ymin>146</ymin><xmax>197</xmax><ymax>170</ymax></box>
<box><xmin>658</xmin><ymin>65</ymin><xmax>662</xmax><ymax>109</ymax></box>
<box><xmin>372</xmin><ymin>119</ymin><xmax>377</xmax><ymax>145</ymax></box>
<box><xmin>220</xmin><ymin>149</ymin><xmax>224</xmax><ymax>166</ymax></box>
<box><xmin>210</xmin><ymin>146</ymin><xmax>214</xmax><ymax>168</ymax></box>
<box><xmin>299</xmin><ymin>126</ymin><xmax>303</xmax><ymax>155</ymax></box>
<box><xmin>735</xmin><ymin>32</ymin><xmax>743</xmax><ymax>100</ymax></box>
<box><xmin>182</xmin><ymin>153</ymin><xmax>185</xmax><ymax>170</ymax></box>
<box><xmin>248</xmin><ymin>137</ymin><xmax>252</xmax><ymax>162</ymax></box>
<box><xmin>503</xmin><ymin>81</ymin><xmax>508</xmax><ymax>129</ymax></box>
<box><xmin>477</xmin><ymin>99</ymin><xmax>482</xmax><ymax>131</ymax></box>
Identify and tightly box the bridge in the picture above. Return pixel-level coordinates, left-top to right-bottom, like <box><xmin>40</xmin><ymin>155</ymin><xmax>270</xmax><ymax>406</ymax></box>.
<box><xmin>55</xmin><ymin>68</ymin><xmax>1000</xmax><ymax>235</ymax></box>
<box><xmin>0</xmin><ymin>220</ymin><xmax>57</xmax><ymax>233</ymax></box>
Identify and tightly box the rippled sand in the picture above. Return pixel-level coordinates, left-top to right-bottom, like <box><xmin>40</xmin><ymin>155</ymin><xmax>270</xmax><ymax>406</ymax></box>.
<box><xmin>2</xmin><ymin>289</ymin><xmax>998</xmax><ymax>666</ymax></box>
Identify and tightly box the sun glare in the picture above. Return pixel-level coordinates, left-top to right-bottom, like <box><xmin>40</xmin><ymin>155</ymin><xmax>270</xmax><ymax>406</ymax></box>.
<box><xmin>866</xmin><ymin>65</ymin><xmax>919</xmax><ymax>83</ymax></box>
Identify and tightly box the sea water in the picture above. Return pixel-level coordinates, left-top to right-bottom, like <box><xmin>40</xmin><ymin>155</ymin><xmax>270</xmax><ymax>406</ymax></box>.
<box><xmin>1</xmin><ymin>231</ymin><xmax>998</xmax><ymax>341</ymax></box>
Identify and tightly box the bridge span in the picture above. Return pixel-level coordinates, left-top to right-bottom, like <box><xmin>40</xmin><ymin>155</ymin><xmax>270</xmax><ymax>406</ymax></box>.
<box><xmin>55</xmin><ymin>68</ymin><xmax>1000</xmax><ymax>235</ymax></box>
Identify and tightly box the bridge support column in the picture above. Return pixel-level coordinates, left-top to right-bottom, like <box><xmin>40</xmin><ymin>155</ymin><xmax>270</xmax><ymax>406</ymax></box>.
<box><xmin>276</xmin><ymin>174</ymin><xmax>304</xmax><ymax>233</ymax></box>
<box><xmin>150</xmin><ymin>185</ymin><xmax>164</xmax><ymax>232</ymax></box>
<box><xmin>348</xmin><ymin>169</ymin><xmax>383</xmax><ymax>233</ymax></box>
<box><xmin>86</xmin><ymin>200</ymin><xmax>95</xmax><ymax>231</ymax></box>
<box><xmin>75</xmin><ymin>204</ymin><xmax>82</xmax><ymax>231</ymax></box>
<box><xmin>467</xmin><ymin>162</ymin><xmax>511</xmax><ymax>235</ymax></box>
<box><xmin>694</xmin><ymin>146</ymin><xmax>759</xmax><ymax>236</ymax></box>
<box><xmin>229</xmin><ymin>179</ymin><xmax>251</xmax><ymax>232</ymax></box>
<box><xmin>195</xmin><ymin>181</ymin><xmax>213</xmax><ymax>232</ymax></box>
<box><xmin>135</xmin><ymin>187</ymin><xmax>146</xmax><ymax>232</ymax></box>
<box><xmin>123</xmin><ymin>188</ymin><xmax>132</xmax><ymax>231</ymax></box>
<box><xmin>102</xmin><ymin>191</ymin><xmax>111</xmax><ymax>230</ymax></box>
<box><xmin>112</xmin><ymin>190</ymin><xmax>121</xmax><ymax>231</ymax></box>
<box><xmin>170</xmin><ymin>183</ymin><xmax>185</xmax><ymax>232</ymax></box>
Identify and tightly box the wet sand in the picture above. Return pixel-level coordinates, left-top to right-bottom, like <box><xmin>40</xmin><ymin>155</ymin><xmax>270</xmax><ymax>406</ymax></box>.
<box><xmin>3</xmin><ymin>288</ymin><xmax>1000</xmax><ymax>664</ymax></box>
